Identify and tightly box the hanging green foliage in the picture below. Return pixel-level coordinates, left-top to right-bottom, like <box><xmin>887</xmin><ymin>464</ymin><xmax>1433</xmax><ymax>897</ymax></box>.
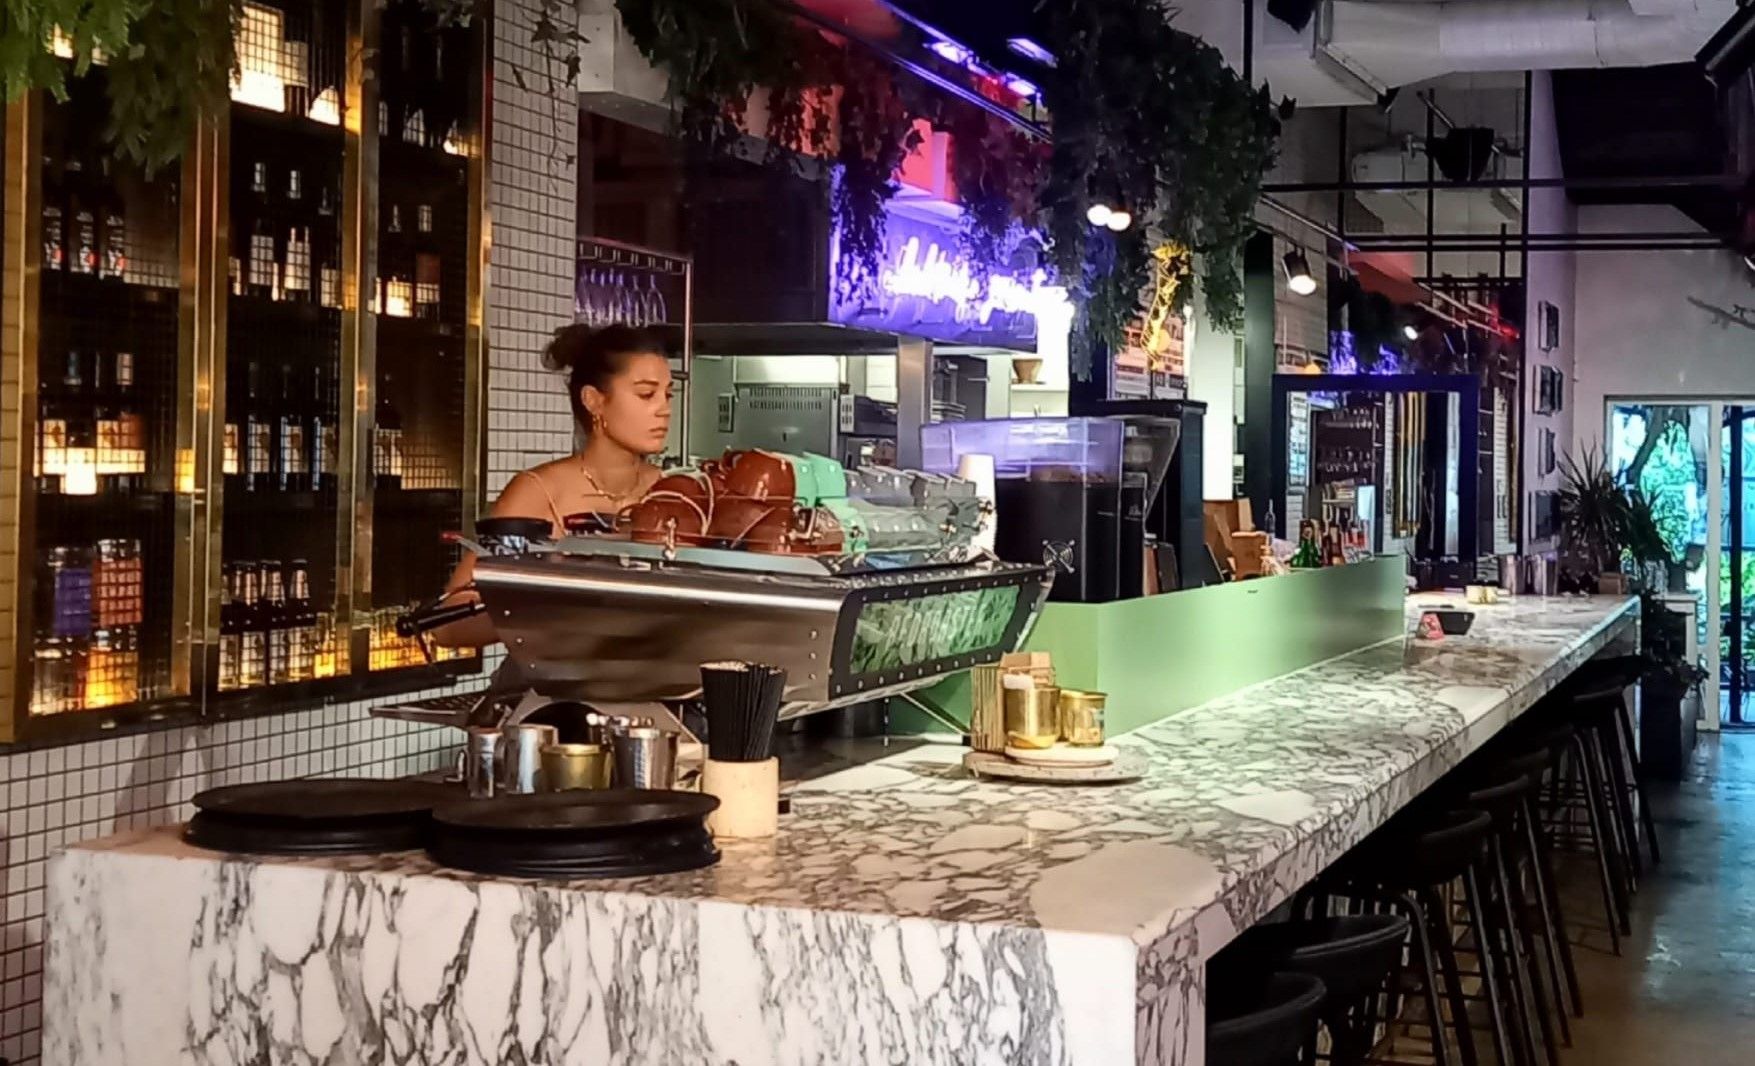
<box><xmin>0</xmin><ymin>0</ymin><xmax>239</xmax><ymax>170</ymax></box>
<box><xmin>1037</xmin><ymin>0</ymin><xmax>1282</xmax><ymax>375</ymax></box>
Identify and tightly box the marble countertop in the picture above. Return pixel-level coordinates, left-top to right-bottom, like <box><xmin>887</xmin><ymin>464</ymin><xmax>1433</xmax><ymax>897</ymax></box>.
<box><xmin>46</xmin><ymin>594</ymin><xmax>1638</xmax><ymax>1066</ymax></box>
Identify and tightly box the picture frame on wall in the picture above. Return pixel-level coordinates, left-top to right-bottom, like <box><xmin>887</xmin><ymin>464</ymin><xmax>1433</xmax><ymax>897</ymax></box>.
<box><xmin>1535</xmin><ymin>366</ymin><xmax>1564</xmax><ymax>415</ymax></box>
<box><xmin>1537</xmin><ymin>301</ymin><xmax>1560</xmax><ymax>352</ymax></box>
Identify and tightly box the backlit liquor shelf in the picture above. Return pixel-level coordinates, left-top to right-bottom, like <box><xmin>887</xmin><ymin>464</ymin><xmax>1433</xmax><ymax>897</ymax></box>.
<box><xmin>0</xmin><ymin>0</ymin><xmax>488</xmax><ymax>743</ymax></box>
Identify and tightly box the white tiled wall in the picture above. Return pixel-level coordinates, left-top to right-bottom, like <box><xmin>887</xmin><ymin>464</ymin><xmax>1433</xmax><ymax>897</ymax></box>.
<box><xmin>0</xmin><ymin>2</ymin><xmax>578</xmax><ymax>1060</ymax></box>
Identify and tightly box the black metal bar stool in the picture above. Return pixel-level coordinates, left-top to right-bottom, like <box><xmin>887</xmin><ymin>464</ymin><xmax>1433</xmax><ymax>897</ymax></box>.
<box><xmin>1210</xmin><ymin>914</ymin><xmax>1412</xmax><ymax>1066</ymax></box>
<box><xmin>1462</xmin><ymin>774</ymin><xmax>1558</xmax><ymax>1066</ymax></box>
<box><xmin>1207</xmin><ymin>971</ymin><xmax>1328</xmax><ymax>1066</ymax></box>
<box><xmin>1532</xmin><ymin>703</ymin><xmax>1635</xmax><ymax>947</ymax></box>
<box><xmin>1306</xmin><ymin>808</ymin><xmax>1512</xmax><ymax>1066</ymax></box>
<box><xmin>1489</xmin><ymin>746</ymin><xmax>1583</xmax><ymax>1029</ymax></box>
<box><xmin>1567</xmin><ymin>664</ymin><xmax>1662</xmax><ymax>873</ymax></box>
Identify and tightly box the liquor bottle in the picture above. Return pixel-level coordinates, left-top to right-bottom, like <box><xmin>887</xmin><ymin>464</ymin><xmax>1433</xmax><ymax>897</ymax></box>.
<box><xmin>287</xmin><ymin>560</ymin><xmax>316</xmax><ymax>682</ymax></box>
<box><xmin>67</xmin><ymin>156</ymin><xmax>98</xmax><ymax>275</ymax></box>
<box><xmin>262</xmin><ymin>562</ymin><xmax>290</xmax><ymax>685</ymax></box>
<box><xmin>237</xmin><ymin>563</ymin><xmax>265</xmax><ymax>689</ymax></box>
<box><xmin>274</xmin><ymin>364</ymin><xmax>307</xmax><ymax>491</ymax></box>
<box><xmin>308</xmin><ymin>364</ymin><xmax>335</xmax><ymax>490</ymax></box>
<box><xmin>97</xmin><ymin>158</ymin><xmax>127</xmax><ymax>280</ymax></box>
<box><xmin>287</xmin><ymin>166</ymin><xmax>304</xmax><ymax>204</ymax></box>
<box><xmin>218</xmin><ymin>563</ymin><xmax>241</xmax><ymax>691</ymax></box>
<box><xmin>283</xmin><ymin>226</ymin><xmax>311</xmax><ymax>302</ymax></box>
<box><xmin>251</xmin><ymin>160</ymin><xmax>269</xmax><ymax>198</ymax></box>
<box><xmin>222</xmin><ymin>416</ymin><xmax>242</xmax><ymax>480</ymax></box>
<box><xmin>248</xmin><ymin>217</ymin><xmax>277</xmax><ymax>300</ymax></box>
<box><xmin>94</xmin><ymin>351</ymin><xmax>129</xmax><ymax>491</ymax></box>
<box><xmin>1290</xmin><ymin>521</ymin><xmax>1322</xmax><ymax>569</ymax></box>
<box><xmin>415</xmin><ymin>253</ymin><xmax>440</xmax><ymax>320</ymax></box>
<box><xmin>244</xmin><ymin>362</ymin><xmax>274</xmax><ymax>492</ymax></box>
<box><xmin>41</xmin><ymin>154</ymin><xmax>65</xmax><ymax>272</ymax></box>
<box><xmin>37</xmin><ymin>350</ymin><xmax>84</xmax><ymax>492</ymax></box>
<box><xmin>374</xmin><ymin>375</ymin><xmax>404</xmax><ymax>490</ymax></box>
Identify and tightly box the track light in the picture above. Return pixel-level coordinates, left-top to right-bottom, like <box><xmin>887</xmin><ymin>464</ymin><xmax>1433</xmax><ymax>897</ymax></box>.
<box><xmin>1087</xmin><ymin>203</ymin><xmax>1114</xmax><ymax>227</ymax></box>
<box><xmin>1283</xmin><ymin>248</ymin><xmax>1317</xmax><ymax>296</ymax></box>
<box><xmin>1403</xmin><ymin>323</ymin><xmax>1420</xmax><ymax>341</ymax></box>
<box><xmin>1106</xmin><ymin>210</ymin><xmax>1132</xmax><ymax>232</ymax></box>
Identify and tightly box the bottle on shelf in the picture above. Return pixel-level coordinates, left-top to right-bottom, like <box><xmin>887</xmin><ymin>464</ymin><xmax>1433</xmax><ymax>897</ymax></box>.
<box><xmin>248</xmin><ymin>216</ymin><xmax>278</xmax><ymax>300</ymax></box>
<box><xmin>309</xmin><ymin>364</ymin><xmax>335</xmax><ymax>490</ymax></box>
<box><xmin>283</xmin><ymin>226</ymin><xmax>311</xmax><ymax>302</ymax></box>
<box><xmin>66</xmin><ymin>155</ymin><xmax>98</xmax><ymax>276</ymax></box>
<box><xmin>36</xmin><ymin>350</ymin><xmax>82</xmax><ymax>492</ymax></box>
<box><xmin>97</xmin><ymin>157</ymin><xmax>127</xmax><ymax>280</ymax></box>
<box><xmin>277</xmin><ymin>364</ymin><xmax>309</xmax><ymax>492</ymax></box>
<box><xmin>218</xmin><ymin>563</ymin><xmax>241</xmax><ymax>691</ymax></box>
<box><xmin>95</xmin><ymin>351</ymin><xmax>141</xmax><ymax>492</ymax></box>
<box><xmin>262</xmin><ymin>561</ymin><xmax>290</xmax><ymax>686</ymax></box>
<box><xmin>288</xmin><ymin>559</ymin><xmax>316</xmax><ymax>682</ymax></box>
<box><xmin>1290</xmin><ymin>520</ymin><xmax>1322</xmax><ymax>570</ymax></box>
<box><xmin>237</xmin><ymin>563</ymin><xmax>266</xmax><ymax>689</ymax></box>
<box><xmin>244</xmin><ymin>361</ymin><xmax>274</xmax><ymax>492</ymax></box>
<box><xmin>374</xmin><ymin>375</ymin><xmax>404</xmax><ymax>490</ymax></box>
<box><xmin>41</xmin><ymin>154</ymin><xmax>65</xmax><ymax>272</ymax></box>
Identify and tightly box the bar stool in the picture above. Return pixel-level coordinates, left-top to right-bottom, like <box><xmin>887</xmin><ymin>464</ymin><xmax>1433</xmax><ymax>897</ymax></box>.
<box><xmin>1207</xmin><ymin>971</ymin><xmax>1328</xmax><ymax>1066</ymax></box>
<box><xmin>1305</xmin><ymin>809</ymin><xmax>1511</xmax><ymax>1066</ymax></box>
<box><xmin>1210</xmin><ymin>914</ymin><xmax>1412</xmax><ymax>1066</ymax></box>
<box><xmin>1487</xmin><ymin>747</ymin><xmax>1583</xmax><ymax>1026</ymax></box>
<box><xmin>1567</xmin><ymin>664</ymin><xmax>1662</xmax><ymax>873</ymax></box>
<box><xmin>1461</xmin><ymin>774</ymin><xmax>1558</xmax><ymax>1066</ymax></box>
<box><xmin>1524</xmin><ymin>707</ymin><xmax>1634</xmax><ymax>949</ymax></box>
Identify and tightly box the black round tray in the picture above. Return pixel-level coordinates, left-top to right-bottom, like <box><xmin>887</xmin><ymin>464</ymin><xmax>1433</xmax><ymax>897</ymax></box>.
<box><xmin>185</xmin><ymin>779</ymin><xmax>457</xmax><ymax>856</ymax></box>
<box><xmin>427</xmin><ymin>790</ymin><xmax>721</xmax><ymax>880</ymax></box>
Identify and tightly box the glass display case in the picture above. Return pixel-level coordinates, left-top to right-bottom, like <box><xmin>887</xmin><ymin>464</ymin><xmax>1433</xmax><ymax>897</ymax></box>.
<box><xmin>0</xmin><ymin>0</ymin><xmax>487</xmax><ymax>743</ymax></box>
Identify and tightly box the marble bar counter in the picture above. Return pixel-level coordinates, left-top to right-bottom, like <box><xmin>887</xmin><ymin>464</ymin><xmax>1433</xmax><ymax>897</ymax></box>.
<box><xmin>44</xmin><ymin>595</ymin><xmax>1637</xmax><ymax>1066</ymax></box>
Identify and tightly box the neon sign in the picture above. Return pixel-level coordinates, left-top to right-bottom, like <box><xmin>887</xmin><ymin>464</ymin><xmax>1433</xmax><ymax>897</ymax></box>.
<box><xmin>831</xmin><ymin>208</ymin><xmax>1069</xmax><ymax>351</ymax></box>
<box><xmin>880</xmin><ymin>235</ymin><xmax>1070</xmax><ymax>324</ymax></box>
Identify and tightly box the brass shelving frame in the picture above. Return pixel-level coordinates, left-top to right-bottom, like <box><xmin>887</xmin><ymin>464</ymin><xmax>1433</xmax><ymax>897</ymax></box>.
<box><xmin>0</xmin><ymin>0</ymin><xmax>490</xmax><ymax>745</ymax></box>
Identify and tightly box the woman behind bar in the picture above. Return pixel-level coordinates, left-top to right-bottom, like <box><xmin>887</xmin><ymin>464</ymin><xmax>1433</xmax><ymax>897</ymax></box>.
<box><xmin>430</xmin><ymin>323</ymin><xmax>674</xmax><ymax>647</ymax></box>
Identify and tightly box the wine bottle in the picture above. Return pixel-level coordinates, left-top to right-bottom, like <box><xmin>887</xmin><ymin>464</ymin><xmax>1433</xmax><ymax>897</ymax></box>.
<box><xmin>218</xmin><ymin>563</ymin><xmax>241</xmax><ymax>691</ymax></box>
<box><xmin>283</xmin><ymin>226</ymin><xmax>311</xmax><ymax>302</ymax></box>
<box><xmin>278</xmin><ymin>364</ymin><xmax>309</xmax><ymax>492</ymax></box>
<box><xmin>238</xmin><ymin>563</ymin><xmax>265</xmax><ymax>689</ymax></box>
<box><xmin>308</xmin><ymin>364</ymin><xmax>334</xmax><ymax>490</ymax></box>
<box><xmin>244</xmin><ymin>362</ymin><xmax>273</xmax><ymax>492</ymax></box>
<box><xmin>374</xmin><ymin>375</ymin><xmax>404</xmax><ymax>490</ymax></box>
<box><xmin>97</xmin><ymin>158</ymin><xmax>127</xmax><ymax>280</ymax></box>
<box><xmin>262</xmin><ymin>561</ymin><xmax>290</xmax><ymax>685</ymax></box>
<box><xmin>67</xmin><ymin>156</ymin><xmax>98</xmax><ymax>276</ymax></box>
<box><xmin>41</xmin><ymin>154</ymin><xmax>65</xmax><ymax>272</ymax></box>
<box><xmin>248</xmin><ymin>217</ymin><xmax>277</xmax><ymax>300</ymax></box>
<box><xmin>288</xmin><ymin>560</ymin><xmax>315</xmax><ymax>682</ymax></box>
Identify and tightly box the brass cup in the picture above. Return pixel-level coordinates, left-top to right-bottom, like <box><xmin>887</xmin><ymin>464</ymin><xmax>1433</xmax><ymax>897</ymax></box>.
<box><xmin>540</xmin><ymin>743</ymin><xmax>612</xmax><ymax>791</ymax></box>
<box><xmin>1004</xmin><ymin>685</ymin><xmax>1061</xmax><ymax>750</ymax></box>
<box><xmin>1058</xmin><ymin>689</ymin><xmax>1108</xmax><ymax>747</ymax></box>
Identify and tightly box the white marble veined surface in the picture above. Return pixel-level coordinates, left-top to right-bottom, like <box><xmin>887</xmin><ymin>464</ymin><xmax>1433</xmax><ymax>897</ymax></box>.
<box><xmin>45</xmin><ymin>595</ymin><xmax>1636</xmax><ymax>1066</ymax></box>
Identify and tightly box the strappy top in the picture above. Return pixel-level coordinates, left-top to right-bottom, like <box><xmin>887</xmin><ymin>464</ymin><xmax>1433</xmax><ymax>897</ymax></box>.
<box><xmin>512</xmin><ymin>469</ymin><xmax>569</xmax><ymax>533</ymax></box>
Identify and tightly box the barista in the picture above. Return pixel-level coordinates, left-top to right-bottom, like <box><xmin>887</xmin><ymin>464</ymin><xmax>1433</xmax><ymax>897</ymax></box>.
<box><xmin>430</xmin><ymin>324</ymin><xmax>674</xmax><ymax>647</ymax></box>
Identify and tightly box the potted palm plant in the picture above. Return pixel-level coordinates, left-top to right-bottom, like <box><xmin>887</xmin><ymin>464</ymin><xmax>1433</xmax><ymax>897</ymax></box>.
<box><xmin>1558</xmin><ymin>447</ymin><xmax>1633</xmax><ymax>594</ymax></box>
<box><xmin>1638</xmin><ymin>590</ymin><xmax>1708</xmax><ymax>779</ymax></box>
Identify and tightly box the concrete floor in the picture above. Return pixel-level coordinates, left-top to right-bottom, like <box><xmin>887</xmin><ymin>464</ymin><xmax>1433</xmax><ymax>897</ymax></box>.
<box><xmin>1556</xmin><ymin>732</ymin><xmax>1755</xmax><ymax>1064</ymax></box>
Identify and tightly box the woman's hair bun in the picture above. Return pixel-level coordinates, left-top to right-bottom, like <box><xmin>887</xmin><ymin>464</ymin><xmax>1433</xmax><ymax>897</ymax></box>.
<box><xmin>544</xmin><ymin>324</ymin><xmax>669</xmax><ymax>427</ymax></box>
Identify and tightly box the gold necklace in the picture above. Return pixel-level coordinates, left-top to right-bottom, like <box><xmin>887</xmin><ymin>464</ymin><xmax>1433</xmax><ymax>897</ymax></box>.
<box><xmin>578</xmin><ymin>455</ymin><xmax>642</xmax><ymax>509</ymax></box>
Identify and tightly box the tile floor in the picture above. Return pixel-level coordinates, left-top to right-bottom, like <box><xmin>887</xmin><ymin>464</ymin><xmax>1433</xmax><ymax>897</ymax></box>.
<box><xmin>1557</xmin><ymin>732</ymin><xmax>1755</xmax><ymax>1064</ymax></box>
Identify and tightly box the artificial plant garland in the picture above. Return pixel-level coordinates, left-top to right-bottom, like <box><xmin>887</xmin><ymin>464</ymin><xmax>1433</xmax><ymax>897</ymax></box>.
<box><xmin>1037</xmin><ymin>0</ymin><xmax>1282</xmax><ymax>375</ymax></box>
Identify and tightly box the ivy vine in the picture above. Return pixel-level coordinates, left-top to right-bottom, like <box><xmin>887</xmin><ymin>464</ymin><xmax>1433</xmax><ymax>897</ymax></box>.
<box><xmin>1037</xmin><ymin>0</ymin><xmax>1283</xmax><ymax>374</ymax></box>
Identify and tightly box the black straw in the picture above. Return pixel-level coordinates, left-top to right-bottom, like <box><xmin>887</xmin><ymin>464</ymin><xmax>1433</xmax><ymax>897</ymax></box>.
<box><xmin>701</xmin><ymin>661</ymin><xmax>787</xmax><ymax>762</ymax></box>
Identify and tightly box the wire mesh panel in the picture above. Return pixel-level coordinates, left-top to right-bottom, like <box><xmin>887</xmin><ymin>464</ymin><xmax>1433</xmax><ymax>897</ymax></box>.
<box><xmin>27</xmin><ymin>70</ymin><xmax>184</xmax><ymax>719</ymax></box>
<box><xmin>368</xmin><ymin>0</ymin><xmax>478</xmax><ymax>672</ymax></box>
<box><xmin>217</xmin><ymin>0</ymin><xmax>351</xmax><ymax>700</ymax></box>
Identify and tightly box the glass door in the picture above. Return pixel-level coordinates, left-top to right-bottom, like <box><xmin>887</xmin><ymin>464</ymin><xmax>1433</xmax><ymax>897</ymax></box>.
<box><xmin>1722</xmin><ymin>407</ymin><xmax>1755</xmax><ymax>726</ymax></box>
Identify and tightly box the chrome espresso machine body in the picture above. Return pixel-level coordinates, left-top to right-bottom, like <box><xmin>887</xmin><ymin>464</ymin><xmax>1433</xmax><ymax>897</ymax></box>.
<box><xmin>389</xmin><ymin>462</ymin><xmax>1056</xmax><ymax>728</ymax></box>
<box><xmin>476</xmin><ymin>541</ymin><xmax>1051</xmax><ymax>717</ymax></box>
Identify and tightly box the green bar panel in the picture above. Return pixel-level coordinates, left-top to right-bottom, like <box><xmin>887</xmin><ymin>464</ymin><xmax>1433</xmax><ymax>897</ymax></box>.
<box><xmin>897</xmin><ymin>556</ymin><xmax>1407</xmax><ymax>736</ymax></box>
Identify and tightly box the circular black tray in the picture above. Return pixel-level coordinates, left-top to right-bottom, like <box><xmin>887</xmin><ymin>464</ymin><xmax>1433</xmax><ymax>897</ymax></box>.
<box><xmin>185</xmin><ymin>779</ymin><xmax>457</xmax><ymax>855</ymax></box>
<box><xmin>427</xmin><ymin>790</ymin><xmax>721</xmax><ymax>879</ymax></box>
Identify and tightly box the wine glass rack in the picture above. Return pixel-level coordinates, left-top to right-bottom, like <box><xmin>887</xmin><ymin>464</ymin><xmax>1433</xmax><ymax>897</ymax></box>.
<box><xmin>0</xmin><ymin>0</ymin><xmax>489</xmax><ymax>743</ymax></box>
<box><xmin>575</xmin><ymin>235</ymin><xmax>695</xmax><ymax>463</ymax></box>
